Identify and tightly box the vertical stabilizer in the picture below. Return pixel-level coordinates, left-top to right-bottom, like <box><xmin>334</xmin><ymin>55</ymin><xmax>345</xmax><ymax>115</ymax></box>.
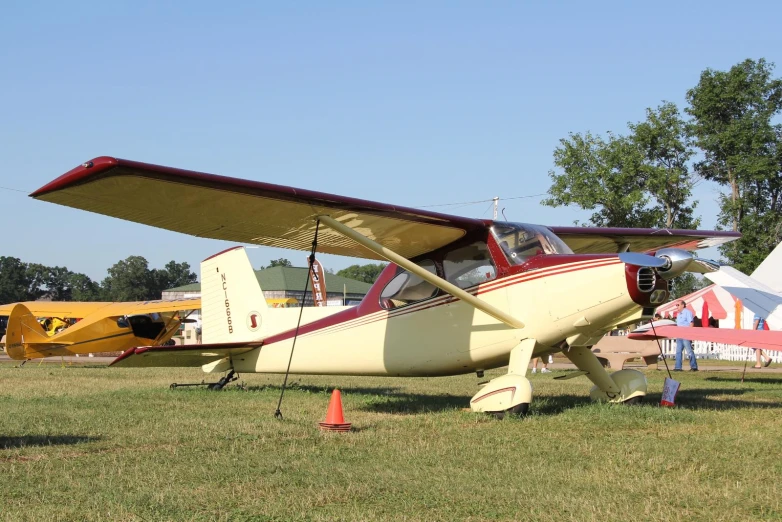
<box><xmin>4</xmin><ymin>303</ymin><xmax>49</xmax><ymax>359</ymax></box>
<box><xmin>751</xmin><ymin>242</ymin><xmax>782</xmax><ymax>294</ymax></box>
<box><xmin>200</xmin><ymin>247</ymin><xmax>353</xmax><ymax>344</ymax></box>
<box><xmin>201</xmin><ymin>247</ymin><xmax>268</xmax><ymax>344</ymax></box>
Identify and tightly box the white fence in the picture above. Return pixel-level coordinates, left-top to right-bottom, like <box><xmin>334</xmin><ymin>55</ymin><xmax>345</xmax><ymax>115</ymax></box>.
<box><xmin>656</xmin><ymin>338</ymin><xmax>782</xmax><ymax>363</ymax></box>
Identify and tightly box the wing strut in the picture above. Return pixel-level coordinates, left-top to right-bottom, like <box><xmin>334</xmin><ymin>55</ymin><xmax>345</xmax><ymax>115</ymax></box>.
<box><xmin>317</xmin><ymin>215</ymin><xmax>524</xmax><ymax>329</ymax></box>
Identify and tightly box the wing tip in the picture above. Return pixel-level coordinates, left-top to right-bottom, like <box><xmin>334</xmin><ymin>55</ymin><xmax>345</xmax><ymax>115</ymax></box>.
<box><xmin>30</xmin><ymin>156</ymin><xmax>119</xmax><ymax>198</ymax></box>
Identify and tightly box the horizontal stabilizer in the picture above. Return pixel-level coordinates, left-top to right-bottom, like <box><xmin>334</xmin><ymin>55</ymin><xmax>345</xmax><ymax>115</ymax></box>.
<box><xmin>110</xmin><ymin>342</ymin><xmax>261</xmax><ymax>368</ymax></box>
<box><xmin>628</xmin><ymin>325</ymin><xmax>782</xmax><ymax>353</ymax></box>
<box><xmin>705</xmin><ymin>266</ymin><xmax>782</xmax><ymax>330</ymax></box>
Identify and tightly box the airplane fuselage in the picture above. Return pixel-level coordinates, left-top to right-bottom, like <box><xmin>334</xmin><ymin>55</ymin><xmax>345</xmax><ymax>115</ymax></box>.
<box><xmin>228</xmin><ymin>225</ymin><xmax>665</xmax><ymax>377</ymax></box>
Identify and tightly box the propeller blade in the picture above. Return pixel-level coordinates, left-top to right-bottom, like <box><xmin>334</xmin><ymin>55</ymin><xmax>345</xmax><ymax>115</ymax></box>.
<box><xmin>618</xmin><ymin>252</ymin><xmax>668</xmax><ymax>268</ymax></box>
<box><xmin>687</xmin><ymin>257</ymin><xmax>720</xmax><ymax>274</ymax></box>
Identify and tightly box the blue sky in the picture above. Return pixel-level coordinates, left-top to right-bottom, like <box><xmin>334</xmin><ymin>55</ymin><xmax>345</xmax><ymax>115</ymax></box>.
<box><xmin>1</xmin><ymin>1</ymin><xmax>779</xmax><ymax>281</ymax></box>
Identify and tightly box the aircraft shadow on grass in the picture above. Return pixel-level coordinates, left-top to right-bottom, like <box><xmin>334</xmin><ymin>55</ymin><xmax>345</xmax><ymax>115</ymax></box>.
<box><xmin>0</xmin><ymin>435</ymin><xmax>99</xmax><ymax>450</ymax></box>
<box><xmin>238</xmin><ymin>382</ymin><xmax>782</xmax><ymax>414</ymax></box>
<box><xmin>704</xmin><ymin>376</ymin><xmax>782</xmax><ymax>385</ymax></box>
<box><xmin>654</xmin><ymin>386</ymin><xmax>782</xmax><ymax>410</ymax></box>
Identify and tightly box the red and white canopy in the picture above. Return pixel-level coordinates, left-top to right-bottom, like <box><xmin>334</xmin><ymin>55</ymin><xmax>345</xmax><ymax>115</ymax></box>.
<box><xmin>657</xmin><ymin>284</ymin><xmax>738</xmax><ymax>320</ymax></box>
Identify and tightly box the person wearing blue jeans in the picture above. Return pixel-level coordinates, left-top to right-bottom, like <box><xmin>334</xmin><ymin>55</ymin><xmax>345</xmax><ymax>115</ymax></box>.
<box><xmin>674</xmin><ymin>301</ymin><xmax>697</xmax><ymax>371</ymax></box>
<box><xmin>752</xmin><ymin>313</ymin><xmax>773</xmax><ymax>368</ymax></box>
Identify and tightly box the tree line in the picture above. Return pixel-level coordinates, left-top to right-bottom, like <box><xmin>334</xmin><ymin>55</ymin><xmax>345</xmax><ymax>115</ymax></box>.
<box><xmin>0</xmin><ymin>256</ymin><xmax>197</xmax><ymax>304</ymax></box>
<box><xmin>544</xmin><ymin>58</ymin><xmax>782</xmax><ymax>278</ymax></box>
<box><xmin>258</xmin><ymin>258</ymin><xmax>387</xmax><ymax>285</ymax></box>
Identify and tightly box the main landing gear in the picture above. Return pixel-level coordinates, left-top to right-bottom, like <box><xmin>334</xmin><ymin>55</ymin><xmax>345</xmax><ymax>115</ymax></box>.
<box><xmin>470</xmin><ymin>339</ymin><xmax>536</xmax><ymax>419</ymax></box>
<box><xmin>170</xmin><ymin>370</ymin><xmax>239</xmax><ymax>391</ymax></box>
<box><xmin>469</xmin><ymin>339</ymin><xmax>648</xmax><ymax>418</ymax></box>
<box><xmin>563</xmin><ymin>346</ymin><xmax>647</xmax><ymax>404</ymax></box>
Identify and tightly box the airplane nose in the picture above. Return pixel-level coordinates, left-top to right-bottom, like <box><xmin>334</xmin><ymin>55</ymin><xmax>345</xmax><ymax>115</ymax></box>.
<box><xmin>620</xmin><ymin>255</ymin><xmax>669</xmax><ymax>307</ymax></box>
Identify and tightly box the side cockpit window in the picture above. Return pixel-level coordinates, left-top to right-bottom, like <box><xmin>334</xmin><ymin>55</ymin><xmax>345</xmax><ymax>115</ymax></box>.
<box><xmin>443</xmin><ymin>241</ymin><xmax>496</xmax><ymax>289</ymax></box>
<box><xmin>380</xmin><ymin>260</ymin><xmax>438</xmax><ymax>310</ymax></box>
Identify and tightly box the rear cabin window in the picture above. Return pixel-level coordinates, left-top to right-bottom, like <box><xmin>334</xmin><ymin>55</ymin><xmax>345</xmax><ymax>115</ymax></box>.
<box><xmin>379</xmin><ymin>260</ymin><xmax>438</xmax><ymax>309</ymax></box>
<box><xmin>443</xmin><ymin>241</ymin><xmax>496</xmax><ymax>289</ymax></box>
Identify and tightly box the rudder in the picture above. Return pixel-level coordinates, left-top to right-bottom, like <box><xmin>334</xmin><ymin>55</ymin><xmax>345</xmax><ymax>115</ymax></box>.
<box><xmin>201</xmin><ymin>247</ymin><xmax>268</xmax><ymax>344</ymax></box>
<box><xmin>4</xmin><ymin>303</ymin><xmax>49</xmax><ymax>360</ymax></box>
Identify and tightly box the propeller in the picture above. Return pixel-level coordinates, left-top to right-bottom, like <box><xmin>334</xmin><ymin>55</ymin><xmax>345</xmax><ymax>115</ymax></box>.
<box><xmin>618</xmin><ymin>249</ymin><xmax>720</xmax><ymax>278</ymax></box>
<box><xmin>618</xmin><ymin>252</ymin><xmax>668</xmax><ymax>268</ymax></box>
<box><xmin>653</xmin><ymin>248</ymin><xmax>720</xmax><ymax>279</ymax></box>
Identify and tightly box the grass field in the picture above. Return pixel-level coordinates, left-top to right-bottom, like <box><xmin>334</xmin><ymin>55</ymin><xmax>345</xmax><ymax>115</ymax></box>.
<box><xmin>2</xmin><ymin>362</ymin><xmax>781</xmax><ymax>522</ymax></box>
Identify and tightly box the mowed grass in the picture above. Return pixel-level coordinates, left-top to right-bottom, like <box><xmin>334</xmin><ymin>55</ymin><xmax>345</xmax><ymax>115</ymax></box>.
<box><xmin>1</xmin><ymin>362</ymin><xmax>782</xmax><ymax>522</ymax></box>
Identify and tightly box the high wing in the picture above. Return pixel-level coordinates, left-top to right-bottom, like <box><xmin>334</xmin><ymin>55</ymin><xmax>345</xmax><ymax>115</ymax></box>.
<box><xmin>0</xmin><ymin>301</ymin><xmax>112</xmax><ymax>318</ymax></box>
<box><xmin>0</xmin><ymin>299</ymin><xmax>199</xmax><ymax>319</ymax></box>
<box><xmin>31</xmin><ymin>157</ymin><xmax>486</xmax><ymax>261</ymax></box>
<box><xmin>549</xmin><ymin>226</ymin><xmax>740</xmax><ymax>254</ymax></box>
<box><xmin>628</xmin><ymin>325</ymin><xmax>782</xmax><ymax>353</ymax></box>
<box><xmin>99</xmin><ymin>299</ymin><xmax>201</xmax><ymax>317</ymax></box>
<box><xmin>31</xmin><ymin>158</ymin><xmax>740</xmax><ymax>260</ymax></box>
<box><xmin>111</xmin><ymin>342</ymin><xmax>262</xmax><ymax>368</ymax></box>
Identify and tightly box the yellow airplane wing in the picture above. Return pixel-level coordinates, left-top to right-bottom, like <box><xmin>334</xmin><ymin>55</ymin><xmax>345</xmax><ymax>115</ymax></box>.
<box><xmin>31</xmin><ymin>157</ymin><xmax>486</xmax><ymax>261</ymax></box>
<box><xmin>100</xmin><ymin>299</ymin><xmax>201</xmax><ymax>317</ymax></box>
<box><xmin>0</xmin><ymin>299</ymin><xmax>200</xmax><ymax>319</ymax></box>
<box><xmin>0</xmin><ymin>301</ymin><xmax>112</xmax><ymax>318</ymax></box>
<box><xmin>110</xmin><ymin>342</ymin><xmax>261</xmax><ymax>368</ymax></box>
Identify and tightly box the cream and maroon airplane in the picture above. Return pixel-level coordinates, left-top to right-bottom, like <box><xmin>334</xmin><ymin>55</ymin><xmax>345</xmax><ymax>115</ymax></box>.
<box><xmin>30</xmin><ymin>157</ymin><xmax>740</xmax><ymax>415</ymax></box>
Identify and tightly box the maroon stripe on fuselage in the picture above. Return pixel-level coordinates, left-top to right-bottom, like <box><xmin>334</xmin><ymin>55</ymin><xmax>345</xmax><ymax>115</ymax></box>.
<box><xmin>261</xmin><ymin>255</ymin><xmax>624</xmax><ymax>345</ymax></box>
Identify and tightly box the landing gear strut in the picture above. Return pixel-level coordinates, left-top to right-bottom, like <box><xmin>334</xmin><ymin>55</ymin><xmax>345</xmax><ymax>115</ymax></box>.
<box><xmin>170</xmin><ymin>370</ymin><xmax>238</xmax><ymax>391</ymax></box>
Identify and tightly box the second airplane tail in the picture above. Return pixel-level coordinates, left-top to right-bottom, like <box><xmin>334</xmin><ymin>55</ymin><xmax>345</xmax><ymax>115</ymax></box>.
<box><xmin>4</xmin><ymin>303</ymin><xmax>50</xmax><ymax>360</ymax></box>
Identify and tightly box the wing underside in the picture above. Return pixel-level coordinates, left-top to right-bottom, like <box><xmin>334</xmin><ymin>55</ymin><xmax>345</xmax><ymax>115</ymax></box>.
<box><xmin>549</xmin><ymin>226</ymin><xmax>740</xmax><ymax>254</ymax></box>
<box><xmin>31</xmin><ymin>157</ymin><xmax>483</xmax><ymax>260</ymax></box>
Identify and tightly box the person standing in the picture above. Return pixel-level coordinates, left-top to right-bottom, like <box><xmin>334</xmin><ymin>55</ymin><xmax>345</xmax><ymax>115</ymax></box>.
<box><xmin>752</xmin><ymin>313</ymin><xmax>773</xmax><ymax>368</ymax></box>
<box><xmin>674</xmin><ymin>301</ymin><xmax>698</xmax><ymax>371</ymax></box>
<box><xmin>530</xmin><ymin>357</ymin><xmax>550</xmax><ymax>374</ymax></box>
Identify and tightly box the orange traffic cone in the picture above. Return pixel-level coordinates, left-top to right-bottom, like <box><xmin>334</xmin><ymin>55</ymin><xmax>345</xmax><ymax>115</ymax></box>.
<box><xmin>318</xmin><ymin>389</ymin><xmax>352</xmax><ymax>432</ymax></box>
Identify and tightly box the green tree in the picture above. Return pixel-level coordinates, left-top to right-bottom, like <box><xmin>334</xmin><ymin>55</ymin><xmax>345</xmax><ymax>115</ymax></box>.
<box><xmin>543</xmin><ymin>132</ymin><xmax>655</xmax><ymax>227</ymax></box>
<box><xmin>155</xmin><ymin>261</ymin><xmax>198</xmax><ymax>291</ymax></box>
<box><xmin>686</xmin><ymin>58</ymin><xmax>782</xmax><ymax>272</ymax></box>
<box><xmin>0</xmin><ymin>257</ymin><xmax>37</xmax><ymax>303</ymax></box>
<box><xmin>544</xmin><ymin>105</ymin><xmax>700</xmax><ymax>230</ymax></box>
<box><xmin>101</xmin><ymin>256</ymin><xmax>157</xmax><ymax>301</ymax></box>
<box><xmin>259</xmin><ymin>258</ymin><xmax>292</xmax><ymax>270</ymax></box>
<box><xmin>68</xmin><ymin>273</ymin><xmax>102</xmax><ymax>301</ymax></box>
<box><xmin>336</xmin><ymin>263</ymin><xmax>387</xmax><ymax>284</ymax></box>
<box><xmin>668</xmin><ymin>273</ymin><xmax>707</xmax><ymax>300</ymax></box>
<box><xmin>629</xmin><ymin>102</ymin><xmax>700</xmax><ymax>229</ymax></box>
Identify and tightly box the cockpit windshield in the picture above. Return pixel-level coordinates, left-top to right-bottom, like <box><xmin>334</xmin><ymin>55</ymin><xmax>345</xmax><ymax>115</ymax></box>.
<box><xmin>491</xmin><ymin>223</ymin><xmax>574</xmax><ymax>265</ymax></box>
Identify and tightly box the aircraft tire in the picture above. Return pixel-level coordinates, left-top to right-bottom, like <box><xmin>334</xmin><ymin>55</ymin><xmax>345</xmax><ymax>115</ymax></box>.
<box><xmin>491</xmin><ymin>402</ymin><xmax>530</xmax><ymax>420</ymax></box>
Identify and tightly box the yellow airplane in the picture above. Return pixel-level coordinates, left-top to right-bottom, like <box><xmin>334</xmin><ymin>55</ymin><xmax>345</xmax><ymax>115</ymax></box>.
<box><xmin>0</xmin><ymin>299</ymin><xmax>199</xmax><ymax>360</ymax></box>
